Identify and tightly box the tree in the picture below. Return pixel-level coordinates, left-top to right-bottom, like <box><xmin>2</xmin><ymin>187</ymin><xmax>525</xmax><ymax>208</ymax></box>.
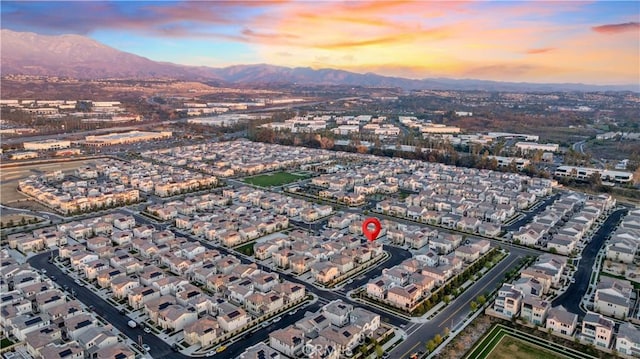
<box><xmin>375</xmin><ymin>345</ymin><xmax>384</xmax><ymax>358</ymax></box>
<box><xmin>426</xmin><ymin>339</ymin><xmax>436</xmax><ymax>352</ymax></box>
<box><xmin>477</xmin><ymin>295</ymin><xmax>486</xmax><ymax>306</ymax></box>
<box><xmin>434</xmin><ymin>334</ymin><xmax>443</xmax><ymax>345</ymax></box>
<box><xmin>470</xmin><ymin>301</ymin><xmax>478</xmax><ymax>312</ymax></box>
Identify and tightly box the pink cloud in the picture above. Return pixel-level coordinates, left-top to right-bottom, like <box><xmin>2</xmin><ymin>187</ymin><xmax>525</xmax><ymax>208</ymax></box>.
<box><xmin>592</xmin><ymin>22</ymin><xmax>640</xmax><ymax>34</ymax></box>
<box><xmin>525</xmin><ymin>47</ymin><xmax>555</xmax><ymax>54</ymax></box>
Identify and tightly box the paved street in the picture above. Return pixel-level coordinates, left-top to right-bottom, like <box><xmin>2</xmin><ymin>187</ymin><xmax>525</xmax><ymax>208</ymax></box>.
<box><xmin>552</xmin><ymin>208</ymin><xmax>628</xmax><ymax>315</ymax></box>
<box><xmin>389</xmin><ymin>245</ymin><xmax>536</xmax><ymax>359</ymax></box>
<box><xmin>503</xmin><ymin>192</ymin><xmax>561</xmax><ymax>232</ymax></box>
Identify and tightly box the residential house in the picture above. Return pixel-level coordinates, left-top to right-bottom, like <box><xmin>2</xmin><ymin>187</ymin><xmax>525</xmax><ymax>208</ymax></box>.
<box><xmin>311</xmin><ymin>262</ymin><xmax>339</xmax><ymax>284</ymax></box>
<box><xmin>520</xmin><ymin>295</ymin><xmax>549</xmax><ymax>326</ymax></box>
<box><xmin>493</xmin><ymin>284</ymin><xmax>523</xmax><ymax>318</ymax></box>
<box><xmin>616</xmin><ymin>322</ymin><xmax>640</xmax><ymax>357</ymax></box>
<box><xmin>218</xmin><ymin>305</ymin><xmax>249</xmax><ymax>332</ymax></box>
<box><xmin>318</xmin><ymin>325</ymin><xmax>361</xmax><ymax>355</ymax></box>
<box><xmin>239</xmin><ymin>343</ymin><xmax>282</xmax><ymax>359</ymax></box>
<box><xmin>128</xmin><ymin>286</ymin><xmax>160</xmax><ymax>310</ymax></box>
<box><xmin>94</xmin><ymin>343</ymin><xmax>135</xmax><ymax>359</ymax></box>
<box><xmin>387</xmin><ymin>285</ymin><xmax>421</xmax><ymax>309</ymax></box>
<box><xmin>270</xmin><ymin>326</ymin><xmax>305</xmax><ymax>357</ymax></box>
<box><xmin>110</xmin><ymin>276</ymin><xmax>140</xmax><ymax>299</ymax></box>
<box><xmin>184</xmin><ymin>316</ymin><xmax>221</xmax><ymax>348</ymax></box>
<box><xmin>38</xmin><ymin>342</ymin><xmax>84</xmax><ymax>359</ymax></box>
<box><xmin>606</xmin><ymin>238</ymin><xmax>637</xmax><ymax>264</ymax></box>
<box><xmin>546</xmin><ymin>307</ymin><xmax>578</xmax><ymax>336</ymax></box>
<box><xmin>594</xmin><ymin>277</ymin><xmax>633</xmax><ymax>319</ymax></box>
<box><xmin>64</xmin><ymin>313</ymin><xmax>97</xmax><ymax>340</ymax></box>
<box><xmin>580</xmin><ymin>311</ymin><xmax>614</xmax><ymax>349</ymax></box>
<box><xmin>157</xmin><ymin>304</ymin><xmax>198</xmax><ymax>331</ymax></box>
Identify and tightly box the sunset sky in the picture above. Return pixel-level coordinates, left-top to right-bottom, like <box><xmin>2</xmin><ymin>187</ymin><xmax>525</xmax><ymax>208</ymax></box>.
<box><xmin>2</xmin><ymin>1</ymin><xmax>638</xmax><ymax>84</ymax></box>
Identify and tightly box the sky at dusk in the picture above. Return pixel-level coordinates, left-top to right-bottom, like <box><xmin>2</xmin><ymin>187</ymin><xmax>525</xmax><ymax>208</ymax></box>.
<box><xmin>1</xmin><ymin>1</ymin><xmax>639</xmax><ymax>84</ymax></box>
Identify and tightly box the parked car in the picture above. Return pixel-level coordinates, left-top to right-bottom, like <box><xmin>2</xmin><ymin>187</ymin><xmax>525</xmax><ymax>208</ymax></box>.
<box><xmin>144</xmin><ymin>327</ymin><xmax>151</xmax><ymax>334</ymax></box>
<box><xmin>142</xmin><ymin>344</ymin><xmax>150</xmax><ymax>352</ymax></box>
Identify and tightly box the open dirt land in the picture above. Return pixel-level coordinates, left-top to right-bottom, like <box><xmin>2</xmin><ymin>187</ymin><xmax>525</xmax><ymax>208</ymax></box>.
<box><xmin>1</xmin><ymin>159</ymin><xmax>98</xmax><ymax>205</ymax></box>
<box><xmin>488</xmin><ymin>336</ymin><xmax>566</xmax><ymax>359</ymax></box>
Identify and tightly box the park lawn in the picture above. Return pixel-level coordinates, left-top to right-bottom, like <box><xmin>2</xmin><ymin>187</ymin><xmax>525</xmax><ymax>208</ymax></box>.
<box><xmin>1</xmin><ymin>337</ymin><xmax>14</xmax><ymax>348</ymax></box>
<box><xmin>243</xmin><ymin>171</ymin><xmax>308</xmax><ymax>187</ymax></box>
<box><xmin>488</xmin><ymin>336</ymin><xmax>566</xmax><ymax>359</ymax></box>
<box><xmin>235</xmin><ymin>241</ymin><xmax>255</xmax><ymax>256</ymax></box>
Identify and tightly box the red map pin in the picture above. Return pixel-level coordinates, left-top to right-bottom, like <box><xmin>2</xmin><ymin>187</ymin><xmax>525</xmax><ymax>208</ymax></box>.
<box><xmin>362</xmin><ymin>218</ymin><xmax>382</xmax><ymax>241</ymax></box>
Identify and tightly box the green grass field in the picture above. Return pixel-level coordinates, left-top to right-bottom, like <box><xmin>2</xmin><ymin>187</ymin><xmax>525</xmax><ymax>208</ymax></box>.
<box><xmin>1</xmin><ymin>338</ymin><xmax>14</xmax><ymax>348</ymax></box>
<box><xmin>243</xmin><ymin>171</ymin><xmax>308</xmax><ymax>187</ymax></box>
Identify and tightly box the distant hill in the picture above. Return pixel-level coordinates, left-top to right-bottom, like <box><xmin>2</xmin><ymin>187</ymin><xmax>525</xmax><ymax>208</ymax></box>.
<box><xmin>0</xmin><ymin>29</ymin><xmax>219</xmax><ymax>80</ymax></box>
<box><xmin>2</xmin><ymin>29</ymin><xmax>637</xmax><ymax>92</ymax></box>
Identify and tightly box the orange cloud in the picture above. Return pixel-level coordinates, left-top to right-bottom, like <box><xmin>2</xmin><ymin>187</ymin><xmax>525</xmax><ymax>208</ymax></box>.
<box><xmin>525</xmin><ymin>47</ymin><xmax>555</xmax><ymax>54</ymax></box>
<box><xmin>592</xmin><ymin>22</ymin><xmax>640</xmax><ymax>34</ymax></box>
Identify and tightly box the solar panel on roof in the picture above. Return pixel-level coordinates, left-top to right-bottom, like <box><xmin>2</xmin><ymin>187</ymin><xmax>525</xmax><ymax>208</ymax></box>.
<box><xmin>228</xmin><ymin>310</ymin><xmax>240</xmax><ymax>319</ymax></box>
<box><xmin>25</xmin><ymin>317</ymin><xmax>43</xmax><ymax>326</ymax></box>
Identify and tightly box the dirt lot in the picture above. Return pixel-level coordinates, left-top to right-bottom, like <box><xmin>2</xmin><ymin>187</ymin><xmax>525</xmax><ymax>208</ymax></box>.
<box><xmin>585</xmin><ymin>140</ymin><xmax>640</xmax><ymax>162</ymax></box>
<box><xmin>1</xmin><ymin>159</ymin><xmax>98</xmax><ymax>205</ymax></box>
<box><xmin>488</xmin><ymin>336</ymin><xmax>565</xmax><ymax>359</ymax></box>
<box><xmin>0</xmin><ymin>213</ymin><xmax>43</xmax><ymax>226</ymax></box>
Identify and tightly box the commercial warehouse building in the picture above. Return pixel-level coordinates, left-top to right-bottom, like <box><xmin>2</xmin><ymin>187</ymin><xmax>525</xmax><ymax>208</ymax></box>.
<box><xmin>23</xmin><ymin>139</ymin><xmax>71</xmax><ymax>151</ymax></box>
<box><xmin>84</xmin><ymin>131</ymin><xmax>172</xmax><ymax>146</ymax></box>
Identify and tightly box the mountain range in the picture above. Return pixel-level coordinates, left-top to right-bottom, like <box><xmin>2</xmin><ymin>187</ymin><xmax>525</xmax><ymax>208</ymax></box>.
<box><xmin>1</xmin><ymin>29</ymin><xmax>637</xmax><ymax>92</ymax></box>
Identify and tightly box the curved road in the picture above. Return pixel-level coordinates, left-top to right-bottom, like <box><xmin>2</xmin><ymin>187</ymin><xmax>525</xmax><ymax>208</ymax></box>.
<box><xmin>552</xmin><ymin>208</ymin><xmax>628</xmax><ymax>316</ymax></box>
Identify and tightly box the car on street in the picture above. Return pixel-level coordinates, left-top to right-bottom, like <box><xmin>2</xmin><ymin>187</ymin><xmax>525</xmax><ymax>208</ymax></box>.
<box><xmin>216</xmin><ymin>346</ymin><xmax>226</xmax><ymax>353</ymax></box>
<box><xmin>50</xmin><ymin>275</ymin><xmax>57</xmax><ymax>281</ymax></box>
<box><xmin>142</xmin><ymin>344</ymin><xmax>151</xmax><ymax>352</ymax></box>
<box><xmin>144</xmin><ymin>327</ymin><xmax>151</xmax><ymax>334</ymax></box>
<box><xmin>74</xmin><ymin>279</ymin><xmax>84</xmax><ymax>286</ymax></box>
<box><xmin>206</xmin><ymin>351</ymin><xmax>215</xmax><ymax>357</ymax></box>
<box><xmin>273</xmin><ymin>317</ymin><xmax>281</xmax><ymax>322</ymax></box>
